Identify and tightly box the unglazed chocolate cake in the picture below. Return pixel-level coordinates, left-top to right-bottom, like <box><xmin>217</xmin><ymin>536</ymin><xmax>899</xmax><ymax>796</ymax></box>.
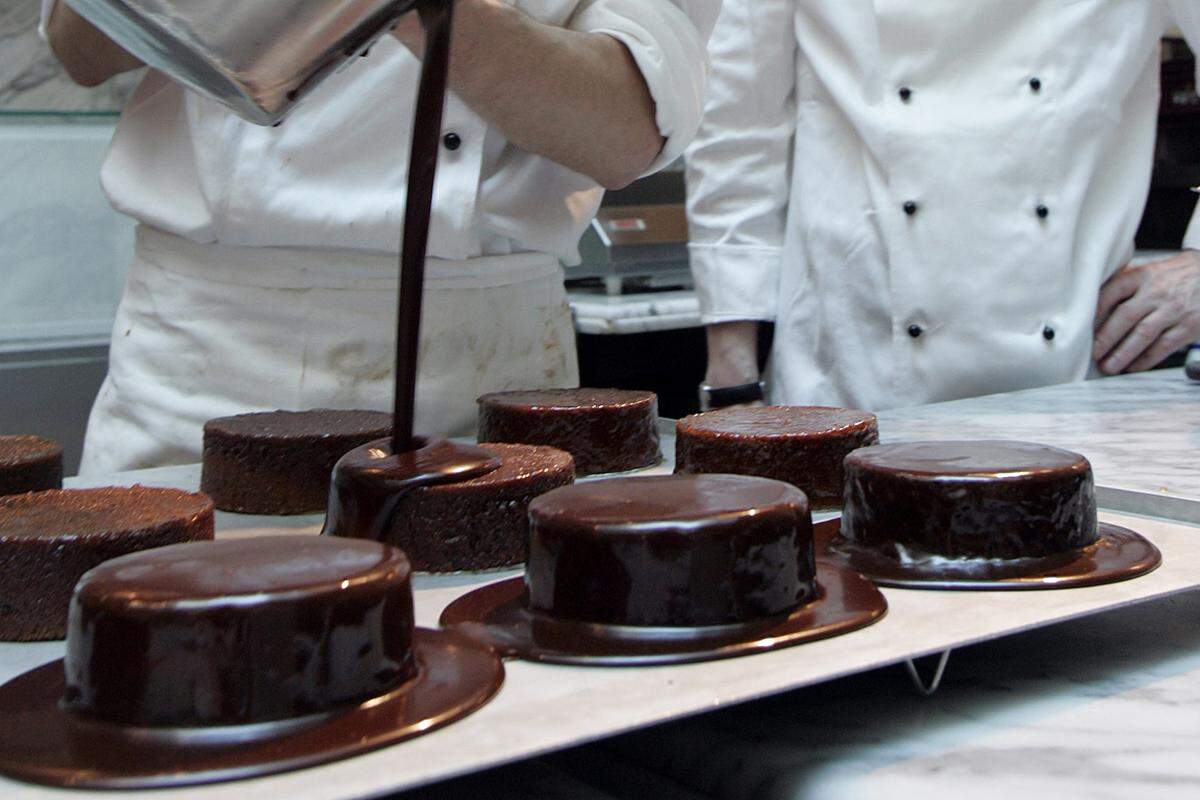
<box><xmin>63</xmin><ymin>536</ymin><xmax>414</xmax><ymax>726</ymax></box>
<box><xmin>840</xmin><ymin>440</ymin><xmax>1098</xmax><ymax>560</ymax></box>
<box><xmin>326</xmin><ymin>440</ymin><xmax>574</xmax><ymax>572</ymax></box>
<box><xmin>0</xmin><ymin>435</ymin><xmax>63</xmax><ymax>497</ymax></box>
<box><xmin>201</xmin><ymin>409</ymin><xmax>392</xmax><ymax>515</ymax></box>
<box><xmin>477</xmin><ymin>388</ymin><xmax>660</xmax><ymax>476</ymax></box>
<box><xmin>526</xmin><ymin>474</ymin><xmax>814</xmax><ymax>627</ymax></box>
<box><xmin>0</xmin><ymin>487</ymin><xmax>214</xmax><ymax>641</ymax></box>
<box><xmin>675</xmin><ymin>406</ymin><xmax>878</xmax><ymax>506</ymax></box>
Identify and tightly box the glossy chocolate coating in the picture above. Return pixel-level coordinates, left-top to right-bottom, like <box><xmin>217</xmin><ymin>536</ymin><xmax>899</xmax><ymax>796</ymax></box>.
<box><xmin>201</xmin><ymin>409</ymin><xmax>393</xmax><ymax>515</ymax></box>
<box><xmin>341</xmin><ymin>442</ymin><xmax>574</xmax><ymax>572</ymax></box>
<box><xmin>0</xmin><ymin>435</ymin><xmax>63</xmax><ymax>497</ymax></box>
<box><xmin>675</xmin><ymin>407</ymin><xmax>878</xmax><ymax>506</ymax></box>
<box><xmin>526</xmin><ymin>474</ymin><xmax>814</xmax><ymax>627</ymax></box>
<box><xmin>0</xmin><ymin>487</ymin><xmax>213</xmax><ymax>642</ymax></box>
<box><xmin>477</xmin><ymin>388</ymin><xmax>660</xmax><ymax>476</ymax></box>
<box><xmin>323</xmin><ymin>437</ymin><xmax>501</xmax><ymax>544</ymax></box>
<box><xmin>63</xmin><ymin>536</ymin><xmax>415</xmax><ymax>727</ymax></box>
<box><xmin>841</xmin><ymin>440</ymin><xmax>1098</xmax><ymax>560</ymax></box>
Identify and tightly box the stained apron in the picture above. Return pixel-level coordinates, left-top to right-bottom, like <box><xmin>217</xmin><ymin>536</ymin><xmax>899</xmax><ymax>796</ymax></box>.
<box><xmin>79</xmin><ymin>225</ymin><xmax>579</xmax><ymax>475</ymax></box>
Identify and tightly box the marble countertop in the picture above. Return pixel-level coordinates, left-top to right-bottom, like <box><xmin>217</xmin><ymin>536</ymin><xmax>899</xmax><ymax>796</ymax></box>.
<box><xmin>878</xmin><ymin>369</ymin><xmax>1200</xmax><ymax>522</ymax></box>
<box><xmin>548</xmin><ymin>583</ymin><xmax>1200</xmax><ymax>800</ymax></box>
<box><xmin>410</xmin><ymin>582</ymin><xmax>1200</xmax><ymax>800</ymax></box>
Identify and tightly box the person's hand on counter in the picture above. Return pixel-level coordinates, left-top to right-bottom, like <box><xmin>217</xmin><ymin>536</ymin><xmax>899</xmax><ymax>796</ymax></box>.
<box><xmin>704</xmin><ymin>321</ymin><xmax>765</xmax><ymax>408</ymax></box>
<box><xmin>46</xmin><ymin>3</ymin><xmax>143</xmax><ymax>87</ymax></box>
<box><xmin>1094</xmin><ymin>249</ymin><xmax>1200</xmax><ymax>375</ymax></box>
<box><xmin>392</xmin><ymin>0</ymin><xmax>663</xmax><ymax>190</ymax></box>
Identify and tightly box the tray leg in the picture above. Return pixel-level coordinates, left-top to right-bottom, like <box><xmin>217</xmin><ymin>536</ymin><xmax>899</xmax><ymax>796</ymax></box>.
<box><xmin>903</xmin><ymin>649</ymin><xmax>952</xmax><ymax>696</ymax></box>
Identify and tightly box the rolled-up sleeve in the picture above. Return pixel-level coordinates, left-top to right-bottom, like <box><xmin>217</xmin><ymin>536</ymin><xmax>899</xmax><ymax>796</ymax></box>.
<box><xmin>567</xmin><ymin>0</ymin><xmax>720</xmax><ymax>174</ymax></box>
<box><xmin>685</xmin><ymin>0</ymin><xmax>797</xmax><ymax>323</ymax></box>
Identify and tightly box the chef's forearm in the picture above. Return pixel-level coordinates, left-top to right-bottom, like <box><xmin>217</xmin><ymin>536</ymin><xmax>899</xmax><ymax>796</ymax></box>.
<box><xmin>47</xmin><ymin>3</ymin><xmax>143</xmax><ymax>87</ymax></box>
<box><xmin>705</xmin><ymin>321</ymin><xmax>762</xmax><ymax>387</ymax></box>
<box><xmin>396</xmin><ymin>0</ymin><xmax>663</xmax><ymax>190</ymax></box>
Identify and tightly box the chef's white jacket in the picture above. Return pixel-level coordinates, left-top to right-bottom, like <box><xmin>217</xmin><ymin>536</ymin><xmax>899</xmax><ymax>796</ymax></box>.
<box><xmin>41</xmin><ymin>0</ymin><xmax>719</xmax><ymax>264</ymax></box>
<box><xmin>687</xmin><ymin>0</ymin><xmax>1200</xmax><ymax>411</ymax></box>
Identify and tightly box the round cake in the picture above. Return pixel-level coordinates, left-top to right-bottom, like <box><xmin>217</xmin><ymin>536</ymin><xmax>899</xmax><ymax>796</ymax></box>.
<box><xmin>0</xmin><ymin>487</ymin><xmax>214</xmax><ymax>641</ymax></box>
<box><xmin>201</xmin><ymin>409</ymin><xmax>393</xmax><ymax>515</ymax></box>
<box><xmin>477</xmin><ymin>388</ymin><xmax>660</xmax><ymax>476</ymax></box>
<box><xmin>675</xmin><ymin>406</ymin><xmax>879</xmax><ymax>507</ymax></box>
<box><xmin>841</xmin><ymin>440</ymin><xmax>1098</xmax><ymax>560</ymax></box>
<box><xmin>63</xmin><ymin>536</ymin><xmax>415</xmax><ymax>727</ymax></box>
<box><xmin>0</xmin><ymin>435</ymin><xmax>63</xmax><ymax>497</ymax></box>
<box><xmin>526</xmin><ymin>474</ymin><xmax>814</xmax><ymax>627</ymax></box>
<box><xmin>326</xmin><ymin>441</ymin><xmax>575</xmax><ymax>572</ymax></box>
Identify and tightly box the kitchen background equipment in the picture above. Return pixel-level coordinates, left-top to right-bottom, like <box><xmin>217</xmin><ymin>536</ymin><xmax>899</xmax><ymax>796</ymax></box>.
<box><xmin>568</xmin><ymin>167</ymin><xmax>693</xmax><ymax>296</ymax></box>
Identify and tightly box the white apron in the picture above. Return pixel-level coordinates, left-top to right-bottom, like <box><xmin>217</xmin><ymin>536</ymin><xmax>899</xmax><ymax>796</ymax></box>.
<box><xmin>79</xmin><ymin>226</ymin><xmax>579</xmax><ymax>475</ymax></box>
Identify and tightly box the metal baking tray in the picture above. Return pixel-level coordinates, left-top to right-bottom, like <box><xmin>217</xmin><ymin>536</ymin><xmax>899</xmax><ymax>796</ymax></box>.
<box><xmin>3</xmin><ymin>429</ymin><xmax>1197</xmax><ymax>798</ymax></box>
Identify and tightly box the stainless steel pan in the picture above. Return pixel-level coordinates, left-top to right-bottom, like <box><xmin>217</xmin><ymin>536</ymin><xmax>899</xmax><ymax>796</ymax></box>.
<box><xmin>65</xmin><ymin>0</ymin><xmax>423</xmax><ymax>124</ymax></box>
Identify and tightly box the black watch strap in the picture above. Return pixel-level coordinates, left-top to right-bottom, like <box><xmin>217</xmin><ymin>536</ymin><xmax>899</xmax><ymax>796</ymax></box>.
<box><xmin>699</xmin><ymin>381</ymin><xmax>765</xmax><ymax>411</ymax></box>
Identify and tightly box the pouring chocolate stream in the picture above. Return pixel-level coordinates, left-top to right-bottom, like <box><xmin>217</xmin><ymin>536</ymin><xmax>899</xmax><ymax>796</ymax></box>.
<box><xmin>324</xmin><ymin>0</ymin><xmax>501</xmax><ymax>541</ymax></box>
<box><xmin>393</xmin><ymin>0</ymin><xmax>452</xmax><ymax>456</ymax></box>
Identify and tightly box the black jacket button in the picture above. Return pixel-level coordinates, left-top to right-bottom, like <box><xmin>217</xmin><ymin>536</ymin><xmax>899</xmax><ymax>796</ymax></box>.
<box><xmin>1036</xmin><ymin>204</ymin><xmax>1049</xmax><ymax>219</ymax></box>
<box><xmin>443</xmin><ymin>132</ymin><xmax>462</xmax><ymax>151</ymax></box>
<box><xmin>1029</xmin><ymin>77</ymin><xmax>1042</xmax><ymax>92</ymax></box>
<box><xmin>908</xmin><ymin>324</ymin><xmax>924</xmax><ymax>338</ymax></box>
<box><xmin>1043</xmin><ymin>326</ymin><xmax>1056</xmax><ymax>341</ymax></box>
<box><xmin>903</xmin><ymin>200</ymin><xmax>919</xmax><ymax>216</ymax></box>
<box><xmin>899</xmin><ymin>87</ymin><xmax>913</xmax><ymax>102</ymax></box>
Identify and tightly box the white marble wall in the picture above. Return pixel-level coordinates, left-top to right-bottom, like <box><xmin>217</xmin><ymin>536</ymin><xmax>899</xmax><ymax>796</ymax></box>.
<box><xmin>0</xmin><ymin>0</ymin><xmax>138</xmax><ymax>112</ymax></box>
<box><xmin>0</xmin><ymin>3</ymin><xmax>137</xmax><ymax>348</ymax></box>
<box><xmin>0</xmin><ymin>118</ymin><xmax>134</xmax><ymax>346</ymax></box>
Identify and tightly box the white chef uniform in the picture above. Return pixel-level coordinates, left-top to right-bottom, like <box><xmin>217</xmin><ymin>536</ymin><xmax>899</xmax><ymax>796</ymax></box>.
<box><xmin>40</xmin><ymin>0</ymin><xmax>718</xmax><ymax>474</ymax></box>
<box><xmin>687</xmin><ymin>0</ymin><xmax>1200</xmax><ymax>412</ymax></box>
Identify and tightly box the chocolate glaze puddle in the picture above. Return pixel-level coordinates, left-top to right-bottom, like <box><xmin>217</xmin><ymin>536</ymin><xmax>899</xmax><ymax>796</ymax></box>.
<box><xmin>393</xmin><ymin>1</ymin><xmax>453</xmax><ymax>454</ymax></box>
<box><xmin>323</xmin><ymin>437</ymin><xmax>501</xmax><ymax>540</ymax></box>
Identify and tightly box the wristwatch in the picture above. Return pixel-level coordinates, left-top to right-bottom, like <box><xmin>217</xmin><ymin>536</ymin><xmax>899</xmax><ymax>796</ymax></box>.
<box><xmin>698</xmin><ymin>381</ymin><xmax>765</xmax><ymax>411</ymax></box>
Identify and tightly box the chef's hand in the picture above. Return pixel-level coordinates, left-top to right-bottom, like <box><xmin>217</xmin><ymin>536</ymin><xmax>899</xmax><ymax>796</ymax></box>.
<box><xmin>705</xmin><ymin>321</ymin><xmax>765</xmax><ymax>407</ymax></box>
<box><xmin>1093</xmin><ymin>250</ymin><xmax>1200</xmax><ymax>375</ymax></box>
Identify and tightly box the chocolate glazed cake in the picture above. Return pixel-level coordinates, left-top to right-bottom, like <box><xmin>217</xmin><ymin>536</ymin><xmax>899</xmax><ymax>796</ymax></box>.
<box><xmin>0</xmin><ymin>435</ymin><xmax>63</xmax><ymax>496</ymax></box>
<box><xmin>675</xmin><ymin>406</ymin><xmax>879</xmax><ymax>507</ymax></box>
<box><xmin>326</xmin><ymin>440</ymin><xmax>574</xmax><ymax>572</ymax></box>
<box><xmin>0</xmin><ymin>487</ymin><xmax>214</xmax><ymax>641</ymax></box>
<box><xmin>841</xmin><ymin>440</ymin><xmax>1098</xmax><ymax>560</ymax></box>
<box><xmin>0</xmin><ymin>536</ymin><xmax>505</xmax><ymax>791</ymax></box>
<box><xmin>526</xmin><ymin>474</ymin><xmax>815</xmax><ymax>627</ymax></box>
<box><xmin>63</xmin><ymin>537</ymin><xmax>414</xmax><ymax>726</ymax></box>
<box><xmin>201</xmin><ymin>409</ymin><xmax>392</xmax><ymax>515</ymax></box>
<box><xmin>379</xmin><ymin>443</ymin><xmax>574</xmax><ymax>572</ymax></box>
<box><xmin>477</xmin><ymin>388</ymin><xmax>661</xmax><ymax>476</ymax></box>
